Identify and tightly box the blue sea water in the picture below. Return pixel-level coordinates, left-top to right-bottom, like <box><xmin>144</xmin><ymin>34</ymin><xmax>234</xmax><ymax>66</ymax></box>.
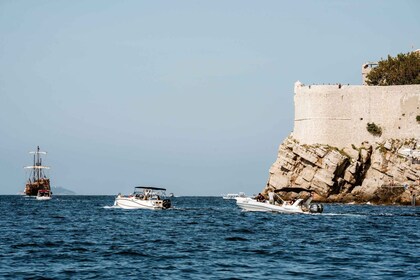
<box><xmin>0</xmin><ymin>196</ymin><xmax>418</xmax><ymax>279</ymax></box>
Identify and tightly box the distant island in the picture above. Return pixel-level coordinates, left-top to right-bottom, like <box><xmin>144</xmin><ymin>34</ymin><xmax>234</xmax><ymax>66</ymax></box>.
<box><xmin>52</xmin><ymin>186</ymin><xmax>76</xmax><ymax>195</ymax></box>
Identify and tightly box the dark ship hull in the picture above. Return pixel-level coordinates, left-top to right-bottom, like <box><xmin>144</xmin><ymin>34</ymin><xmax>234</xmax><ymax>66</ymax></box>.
<box><xmin>24</xmin><ymin>178</ymin><xmax>51</xmax><ymax>196</ymax></box>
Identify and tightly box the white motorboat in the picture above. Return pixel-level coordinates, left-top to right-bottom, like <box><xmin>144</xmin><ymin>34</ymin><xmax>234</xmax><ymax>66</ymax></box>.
<box><xmin>222</xmin><ymin>192</ymin><xmax>247</xmax><ymax>200</ymax></box>
<box><xmin>236</xmin><ymin>196</ymin><xmax>323</xmax><ymax>214</ymax></box>
<box><xmin>36</xmin><ymin>189</ymin><xmax>52</xmax><ymax>200</ymax></box>
<box><xmin>114</xmin><ymin>186</ymin><xmax>171</xmax><ymax>210</ymax></box>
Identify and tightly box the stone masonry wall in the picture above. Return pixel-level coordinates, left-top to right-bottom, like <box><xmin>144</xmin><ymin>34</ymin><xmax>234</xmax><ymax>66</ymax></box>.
<box><xmin>293</xmin><ymin>83</ymin><xmax>420</xmax><ymax>148</ymax></box>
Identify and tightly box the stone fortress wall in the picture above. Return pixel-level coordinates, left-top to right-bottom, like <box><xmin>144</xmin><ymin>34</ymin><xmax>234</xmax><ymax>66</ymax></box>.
<box><xmin>293</xmin><ymin>82</ymin><xmax>420</xmax><ymax>148</ymax></box>
<box><xmin>264</xmin><ymin>56</ymin><xmax>420</xmax><ymax>204</ymax></box>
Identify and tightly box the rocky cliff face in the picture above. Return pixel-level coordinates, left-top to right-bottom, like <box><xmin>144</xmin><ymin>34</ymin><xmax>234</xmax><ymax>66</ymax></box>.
<box><xmin>263</xmin><ymin>136</ymin><xmax>419</xmax><ymax>205</ymax></box>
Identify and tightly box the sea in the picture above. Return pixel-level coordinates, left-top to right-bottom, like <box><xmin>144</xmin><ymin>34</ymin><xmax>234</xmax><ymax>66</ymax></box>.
<box><xmin>0</xmin><ymin>196</ymin><xmax>418</xmax><ymax>279</ymax></box>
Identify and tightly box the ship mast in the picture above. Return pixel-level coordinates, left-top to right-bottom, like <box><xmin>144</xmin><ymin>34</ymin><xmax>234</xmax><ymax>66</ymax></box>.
<box><xmin>25</xmin><ymin>146</ymin><xmax>50</xmax><ymax>180</ymax></box>
<box><xmin>32</xmin><ymin>149</ymin><xmax>36</xmax><ymax>182</ymax></box>
<box><xmin>36</xmin><ymin>146</ymin><xmax>40</xmax><ymax>182</ymax></box>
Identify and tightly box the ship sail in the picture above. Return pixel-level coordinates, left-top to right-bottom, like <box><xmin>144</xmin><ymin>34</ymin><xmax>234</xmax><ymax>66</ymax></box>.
<box><xmin>24</xmin><ymin>166</ymin><xmax>50</xmax><ymax>169</ymax></box>
<box><xmin>29</xmin><ymin>151</ymin><xmax>47</xmax><ymax>155</ymax></box>
<box><xmin>24</xmin><ymin>146</ymin><xmax>51</xmax><ymax>196</ymax></box>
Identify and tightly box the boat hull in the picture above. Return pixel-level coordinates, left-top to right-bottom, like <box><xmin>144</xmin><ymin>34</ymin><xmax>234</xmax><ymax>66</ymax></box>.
<box><xmin>236</xmin><ymin>197</ymin><xmax>305</xmax><ymax>214</ymax></box>
<box><xmin>36</xmin><ymin>196</ymin><xmax>52</xmax><ymax>201</ymax></box>
<box><xmin>114</xmin><ymin>197</ymin><xmax>166</xmax><ymax>210</ymax></box>
<box><xmin>25</xmin><ymin>179</ymin><xmax>51</xmax><ymax>196</ymax></box>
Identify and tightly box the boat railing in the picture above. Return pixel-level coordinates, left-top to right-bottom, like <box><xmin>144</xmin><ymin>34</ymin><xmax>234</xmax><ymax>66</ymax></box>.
<box><xmin>131</xmin><ymin>190</ymin><xmax>167</xmax><ymax>200</ymax></box>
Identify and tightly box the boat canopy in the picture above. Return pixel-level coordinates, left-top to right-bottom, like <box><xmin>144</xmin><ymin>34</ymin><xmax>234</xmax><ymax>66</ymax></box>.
<box><xmin>135</xmin><ymin>186</ymin><xmax>166</xmax><ymax>191</ymax></box>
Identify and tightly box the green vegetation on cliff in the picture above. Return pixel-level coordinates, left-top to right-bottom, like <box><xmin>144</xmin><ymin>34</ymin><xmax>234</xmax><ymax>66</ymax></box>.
<box><xmin>366</xmin><ymin>122</ymin><xmax>382</xmax><ymax>136</ymax></box>
<box><xmin>366</xmin><ymin>51</ymin><xmax>420</xmax><ymax>86</ymax></box>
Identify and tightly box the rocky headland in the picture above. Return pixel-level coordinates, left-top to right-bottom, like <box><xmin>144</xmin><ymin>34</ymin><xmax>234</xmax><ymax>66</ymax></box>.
<box><xmin>263</xmin><ymin>136</ymin><xmax>419</xmax><ymax>205</ymax></box>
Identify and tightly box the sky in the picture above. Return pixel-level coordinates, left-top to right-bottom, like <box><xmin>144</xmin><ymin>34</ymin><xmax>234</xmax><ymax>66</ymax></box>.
<box><xmin>0</xmin><ymin>0</ymin><xmax>419</xmax><ymax>195</ymax></box>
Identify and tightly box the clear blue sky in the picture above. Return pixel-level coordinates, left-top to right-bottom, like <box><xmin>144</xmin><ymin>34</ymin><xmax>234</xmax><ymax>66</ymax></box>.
<box><xmin>1</xmin><ymin>0</ymin><xmax>419</xmax><ymax>195</ymax></box>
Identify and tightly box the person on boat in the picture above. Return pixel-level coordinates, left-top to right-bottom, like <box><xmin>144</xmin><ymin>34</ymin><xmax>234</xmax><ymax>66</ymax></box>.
<box><xmin>268</xmin><ymin>191</ymin><xmax>275</xmax><ymax>204</ymax></box>
<box><xmin>303</xmin><ymin>191</ymin><xmax>314</xmax><ymax>208</ymax></box>
<box><xmin>255</xmin><ymin>193</ymin><xmax>265</xmax><ymax>202</ymax></box>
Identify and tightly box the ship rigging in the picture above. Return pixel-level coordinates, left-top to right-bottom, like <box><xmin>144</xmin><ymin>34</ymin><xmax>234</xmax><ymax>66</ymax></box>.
<box><xmin>24</xmin><ymin>146</ymin><xmax>51</xmax><ymax>196</ymax></box>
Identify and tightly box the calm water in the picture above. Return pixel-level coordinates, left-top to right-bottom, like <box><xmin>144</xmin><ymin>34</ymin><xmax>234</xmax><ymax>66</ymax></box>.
<box><xmin>0</xmin><ymin>196</ymin><xmax>418</xmax><ymax>279</ymax></box>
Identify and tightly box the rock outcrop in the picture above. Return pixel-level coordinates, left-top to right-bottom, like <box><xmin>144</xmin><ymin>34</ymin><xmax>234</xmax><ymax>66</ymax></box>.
<box><xmin>263</xmin><ymin>136</ymin><xmax>420</xmax><ymax>205</ymax></box>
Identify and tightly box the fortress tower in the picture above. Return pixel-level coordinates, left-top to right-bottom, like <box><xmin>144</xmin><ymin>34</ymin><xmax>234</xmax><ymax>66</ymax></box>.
<box><xmin>361</xmin><ymin>62</ymin><xmax>378</xmax><ymax>85</ymax></box>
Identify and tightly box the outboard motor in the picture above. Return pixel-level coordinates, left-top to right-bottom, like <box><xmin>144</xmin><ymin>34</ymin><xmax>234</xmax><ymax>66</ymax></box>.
<box><xmin>309</xmin><ymin>203</ymin><xmax>323</xmax><ymax>213</ymax></box>
<box><xmin>162</xmin><ymin>199</ymin><xmax>171</xmax><ymax>209</ymax></box>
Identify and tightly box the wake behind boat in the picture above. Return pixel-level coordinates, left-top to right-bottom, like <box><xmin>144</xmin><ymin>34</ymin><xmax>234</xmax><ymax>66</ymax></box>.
<box><xmin>236</xmin><ymin>192</ymin><xmax>323</xmax><ymax>214</ymax></box>
<box><xmin>222</xmin><ymin>192</ymin><xmax>247</xmax><ymax>200</ymax></box>
<box><xmin>114</xmin><ymin>186</ymin><xmax>171</xmax><ymax>210</ymax></box>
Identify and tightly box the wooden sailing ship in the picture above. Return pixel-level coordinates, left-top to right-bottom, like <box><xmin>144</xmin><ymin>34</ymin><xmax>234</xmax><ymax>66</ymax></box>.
<box><xmin>24</xmin><ymin>146</ymin><xmax>51</xmax><ymax>196</ymax></box>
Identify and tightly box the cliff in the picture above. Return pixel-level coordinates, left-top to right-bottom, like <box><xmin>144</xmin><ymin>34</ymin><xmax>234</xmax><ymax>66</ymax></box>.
<box><xmin>262</xmin><ymin>83</ymin><xmax>420</xmax><ymax>205</ymax></box>
<box><xmin>263</xmin><ymin>137</ymin><xmax>419</xmax><ymax>205</ymax></box>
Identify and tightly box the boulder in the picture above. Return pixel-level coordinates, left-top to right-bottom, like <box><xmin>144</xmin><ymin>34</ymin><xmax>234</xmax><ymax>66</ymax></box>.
<box><xmin>324</xmin><ymin>150</ymin><xmax>346</xmax><ymax>165</ymax></box>
<box><xmin>383</xmin><ymin>140</ymin><xmax>393</xmax><ymax>150</ymax></box>
<box><xmin>343</xmin><ymin>169</ymin><xmax>356</xmax><ymax>184</ymax></box>
<box><xmin>314</xmin><ymin>169</ymin><xmax>335</xmax><ymax>184</ymax></box>
<box><xmin>268</xmin><ymin>175</ymin><xmax>290</xmax><ymax>189</ymax></box>
<box><xmin>347</xmin><ymin>162</ymin><xmax>359</xmax><ymax>174</ymax></box>
<box><xmin>343</xmin><ymin>147</ymin><xmax>360</xmax><ymax>161</ymax></box>
<box><xmin>312</xmin><ymin>177</ymin><xmax>332</xmax><ymax>195</ymax></box>
<box><xmin>360</xmin><ymin>146</ymin><xmax>372</xmax><ymax>163</ymax></box>
<box><xmin>315</xmin><ymin>146</ymin><xmax>328</xmax><ymax>158</ymax></box>
<box><xmin>405</xmin><ymin>169</ymin><xmax>420</xmax><ymax>181</ymax></box>
<box><xmin>300</xmin><ymin>167</ymin><xmax>316</xmax><ymax>182</ymax></box>
<box><xmin>293</xmin><ymin>145</ymin><xmax>318</xmax><ymax>165</ymax></box>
